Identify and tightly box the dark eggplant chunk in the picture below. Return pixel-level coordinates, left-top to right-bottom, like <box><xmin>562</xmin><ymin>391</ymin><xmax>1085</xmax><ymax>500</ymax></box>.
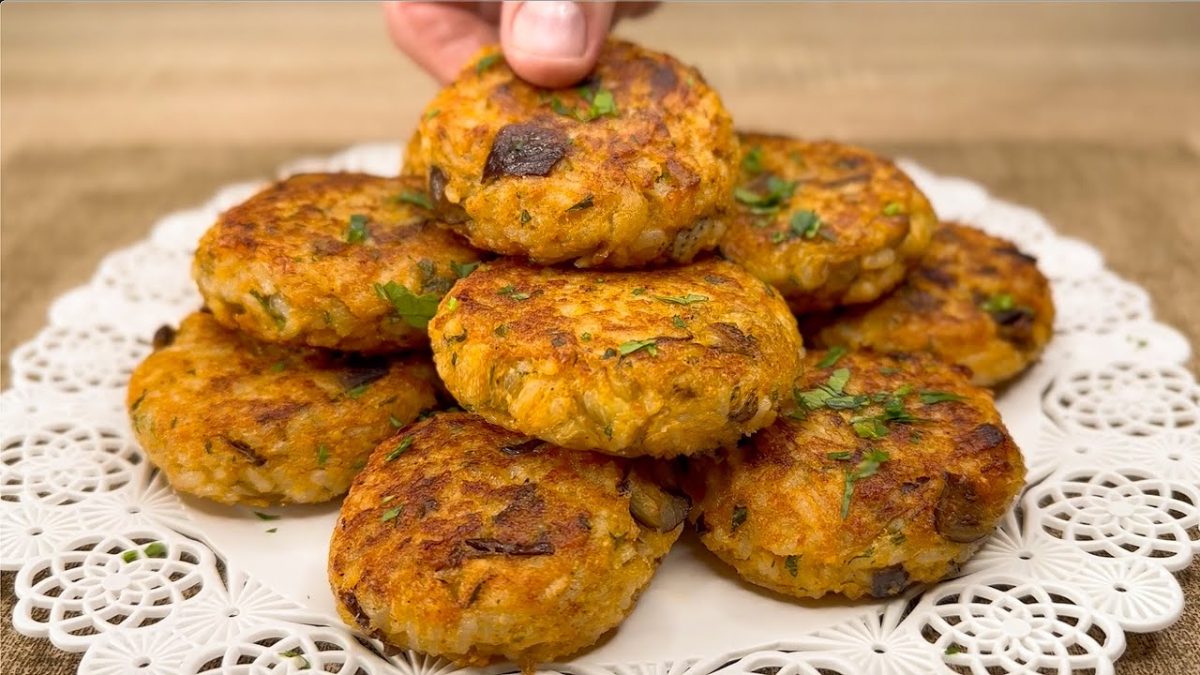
<box><xmin>935</xmin><ymin>472</ymin><xmax>990</xmax><ymax>543</ymax></box>
<box><xmin>464</xmin><ymin>537</ymin><xmax>555</xmax><ymax>556</ymax></box>
<box><xmin>152</xmin><ymin>325</ymin><xmax>176</xmax><ymax>350</ymax></box>
<box><xmin>870</xmin><ymin>564</ymin><xmax>910</xmax><ymax>597</ymax></box>
<box><xmin>482</xmin><ymin>123</ymin><xmax>568</xmax><ymax>182</ymax></box>
<box><xmin>629</xmin><ymin>482</ymin><xmax>690</xmax><ymax>532</ymax></box>
<box><xmin>428</xmin><ymin>165</ymin><xmax>469</xmax><ymax>224</ymax></box>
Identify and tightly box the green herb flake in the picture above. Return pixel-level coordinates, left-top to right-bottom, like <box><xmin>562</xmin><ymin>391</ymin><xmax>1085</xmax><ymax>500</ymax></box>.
<box><xmin>346</xmin><ymin>214</ymin><xmax>369</xmax><ymax>244</ymax></box>
<box><xmin>817</xmin><ymin>346</ymin><xmax>848</xmax><ymax>369</ymax></box>
<box><xmin>475</xmin><ymin>52</ymin><xmax>503</xmax><ymax>74</ymax></box>
<box><xmin>603</xmin><ymin>423</ymin><xmax>614</xmax><ymax>439</ymax></box>
<box><xmin>397</xmin><ymin>189</ymin><xmax>432</xmax><ymax>210</ymax></box>
<box><xmin>497</xmin><ymin>285</ymin><xmax>531</xmax><ymax>301</ymax></box>
<box><xmin>784</xmin><ymin>554</ymin><xmax>800</xmax><ymax>577</ymax></box>
<box><xmin>826</xmin><ymin>451</ymin><xmax>853</xmax><ymax>461</ymax></box>
<box><xmin>445</xmin><ymin>296</ymin><xmax>459</xmax><ymax>312</ymax></box>
<box><xmin>883</xmin><ymin>201</ymin><xmax>904</xmax><ymax>217</ymax></box>
<box><xmin>269</xmin><ymin>361</ymin><xmax>287</xmax><ymax>373</ymax></box>
<box><xmin>385</xmin><ymin>436</ymin><xmax>414</xmax><ymax>461</ymax></box>
<box><xmin>424</xmin><ymin>108</ymin><xmax>440</xmax><ymax>120</ymax></box>
<box><xmin>602</xmin><ymin>347</ymin><xmax>618</xmax><ymax>359</ymax></box>
<box><xmin>121</xmin><ymin>549</ymin><xmax>140</xmax><ymax>563</ymax></box>
<box><xmin>346</xmin><ymin>383</ymin><xmax>371</xmax><ymax>399</ymax></box>
<box><xmin>266</xmin><ymin>528</ymin><xmax>277</xmax><ymax>534</ymax></box>
<box><xmin>316</xmin><ymin>445</ymin><xmax>330</xmax><ymax>467</ymax></box>
<box><xmin>770</xmin><ymin>231</ymin><xmax>788</xmax><ymax>244</ymax></box>
<box><xmin>734</xmin><ymin>175</ymin><xmax>797</xmax><ymax>213</ymax></box>
<box><xmin>451</xmin><ymin>260</ymin><xmax>479</xmax><ymax>278</ymax></box>
<box><xmin>945</xmin><ymin>644</ymin><xmax>965</xmax><ymax>656</ymax></box>
<box><xmin>672</xmin><ymin>315</ymin><xmax>688</xmax><ymax>330</ymax></box>
<box><xmin>919</xmin><ymin>390</ymin><xmax>966</xmax><ymax>405</ymax></box>
<box><xmin>980</xmin><ymin>293</ymin><xmax>1015</xmax><ymax>313</ymax></box>
<box><xmin>248</xmin><ymin>290</ymin><xmax>287</xmax><ymax>329</ymax></box>
<box><xmin>380</xmin><ymin>506</ymin><xmax>404</xmax><ymax>523</ymax></box>
<box><xmin>130</xmin><ymin>389</ymin><xmax>148</xmax><ymax>412</ymax></box>
<box><xmin>566</xmin><ymin>194</ymin><xmax>595</xmax><ymax>212</ymax></box>
<box><xmin>742</xmin><ymin>146</ymin><xmax>764</xmax><ymax>174</ymax></box>
<box><xmin>631</xmin><ymin>287</ymin><xmax>647</xmax><ymax>296</ymax></box>
<box><xmin>655</xmin><ymin>293</ymin><xmax>709</xmax><ymax>306</ymax></box>
<box><xmin>253</xmin><ymin>511</ymin><xmax>281</xmax><ymax>521</ymax></box>
<box><xmin>789</xmin><ymin>210</ymin><xmax>823</xmax><ymax>240</ymax></box>
<box><xmin>388</xmin><ymin>414</ymin><xmax>404</xmax><ymax>428</ymax></box>
<box><xmin>143</xmin><ymin>541</ymin><xmax>167</xmax><ymax>558</ymax></box>
<box><xmin>374</xmin><ymin>281</ymin><xmax>440</xmax><ymax>329</ymax></box>
<box><xmin>618</xmin><ymin>339</ymin><xmax>658</xmax><ymax>357</ymax></box>
<box><xmin>581</xmin><ymin>332</ymin><xmax>592</xmax><ymax>341</ymax></box>
<box><xmin>827</xmin><ymin>368</ymin><xmax>851</xmax><ymax>393</ymax></box>
<box><xmin>840</xmin><ymin>449</ymin><xmax>890</xmax><ymax>518</ymax></box>
<box><xmin>731</xmin><ymin>505</ymin><xmax>749</xmax><ymax>531</ymax></box>
<box><xmin>852</xmin><ymin>418</ymin><xmax>890</xmax><ymax>439</ymax></box>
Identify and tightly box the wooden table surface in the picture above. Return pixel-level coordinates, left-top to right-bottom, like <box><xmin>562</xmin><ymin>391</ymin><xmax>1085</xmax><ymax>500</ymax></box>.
<box><xmin>2</xmin><ymin>3</ymin><xmax>1198</xmax><ymax>674</ymax></box>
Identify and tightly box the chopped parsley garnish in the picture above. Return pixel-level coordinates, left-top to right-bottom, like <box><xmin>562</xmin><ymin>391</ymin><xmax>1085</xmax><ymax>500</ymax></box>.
<box><xmin>742</xmin><ymin>146</ymin><xmax>764</xmax><ymax>174</ymax></box>
<box><xmin>345</xmin><ymin>214</ymin><xmax>369</xmax><ymax>243</ymax></box>
<box><xmin>945</xmin><ymin>644</ymin><xmax>965</xmax><ymax>656</ymax></box>
<box><xmin>316</xmin><ymin>445</ymin><xmax>330</xmax><ymax>467</ymax></box>
<box><xmin>734</xmin><ymin>175</ymin><xmax>797</xmax><ymax>214</ymax></box>
<box><xmin>794</xmin><ymin>367</ymin><xmax>852</xmax><ymax>410</ymax></box>
<box><xmin>388</xmin><ymin>414</ymin><xmax>404</xmax><ymax>428</ymax></box>
<box><xmin>520</xmin><ymin>209</ymin><xmax>532</xmax><ymax>224</ymax></box>
<box><xmin>475</xmin><ymin>52</ymin><xmax>503</xmax><ymax>74</ymax></box>
<box><xmin>550</xmin><ymin>85</ymin><xmax>619</xmax><ymax>121</ymax></box>
<box><xmin>397</xmin><ymin>190</ymin><xmax>432</xmax><ymax>210</ymax></box>
<box><xmin>497</xmin><ymin>285</ymin><xmax>530</xmax><ymax>301</ymax></box>
<box><xmin>816</xmin><ymin>346</ymin><xmax>847</xmax><ymax>369</ymax></box>
<box><xmin>385</xmin><ymin>436</ymin><xmax>414</xmax><ymax>461</ymax></box>
<box><xmin>618</xmin><ymin>339</ymin><xmax>658</xmax><ymax>357</ymax></box>
<box><xmin>883</xmin><ymin>201</ymin><xmax>904</xmax><ymax>216</ymax></box>
<box><xmin>731</xmin><ymin>505</ymin><xmax>748</xmax><ymax>531</ymax></box>
<box><xmin>979</xmin><ymin>293</ymin><xmax>1016</xmax><ymax>313</ymax></box>
<box><xmin>424</xmin><ymin>108</ymin><xmax>440</xmax><ymax>120</ymax></box>
<box><xmin>789</xmin><ymin>210</ymin><xmax>823</xmax><ymax>239</ymax></box>
<box><xmin>279</xmin><ymin>648</ymin><xmax>311</xmax><ymax>669</ymax></box>
<box><xmin>566</xmin><ymin>194</ymin><xmax>595</xmax><ymax>212</ymax></box>
<box><xmin>144</xmin><ymin>541</ymin><xmax>166</xmax><ymax>557</ymax></box>
<box><xmin>784</xmin><ymin>555</ymin><xmax>800</xmax><ymax>577</ymax></box>
<box><xmin>450</xmin><ymin>260</ymin><xmax>479</xmax><ymax>278</ymax></box>
<box><xmin>380</xmin><ymin>506</ymin><xmax>404</xmax><ymax>523</ymax></box>
<box><xmin>346</xmin><ymin>383</ymin><xmax>371</xmax><ymax>399</ymax></box>
<box><xmin>269</xmin><ymin>360</ymin><xmax>287</xmax><ymax>373</ymax></box>
<box><xmin>655</xmin><ymin>293</ymin><xmax>709</xmax><ymax>305</ymax></box>
<box><xmin>375</xmin><ymin>281</ymin><xmax>440</xmax><ymax>328</ymax></box>
<box><xmin>919</xmin><ymin>390</ymin><xmax>966</xmax><ymax>405</ymax></box>
<box><xmin>266</xmin><ymin>528</ymin><xmax>277</xmax><ymax>534</ymax></box>
<box><xmin>248</xmin><ymin>290</ymin><xmax>287</xmax><ymax>329</ymax></box>
<box><xmin>253</xmin><ymin>511</ymin><xmax>280</xmax><ymax>521</ymax></box>
<box><xmin>631</xmin><ymin>287</ymin><xmax>647</xmax><ymax>296</ymax></box>
<box><xmin>445</xmin><ymin>296</ymin><xmax>459</xmax><ymax>312</ymax></box>
<box><xmin>851</xmin><ymin>418</ymin><xmax>889</xmax><ymax>439</ymax></box>
<box><xmin>580</xmin><ymin>332</ymin><xmax>592</xmax><ymax>341</ymax></box>
<box><xmin>840</xmin><ymin>449</ymin><xmax>890</xmax><ymax>518</ymax></box>
<box><xmin>121</xmin><ymin>549</ymin><xmax>139</xmax><ymax>563</ymax></box>
<box><xmin>827</xmin><ymin>451</ymin><xmax>854</xmax><ymax>461</ymax></box>
<box><xmin>672</xmin><ymin>315</ymin><xmax>688</xmax><ymax>329</ymax></box>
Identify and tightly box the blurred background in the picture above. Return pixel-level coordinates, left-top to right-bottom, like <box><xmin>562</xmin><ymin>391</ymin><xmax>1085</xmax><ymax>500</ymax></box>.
<box><xmin>2</xmin><ymin>3</ymin><xmax>1198</xmax><ymax>672</ymax></box>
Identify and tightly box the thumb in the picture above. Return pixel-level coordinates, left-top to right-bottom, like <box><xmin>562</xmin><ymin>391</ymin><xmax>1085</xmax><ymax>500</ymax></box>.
<box><xmin>500</xmin><ymin>1</ymin><xmax>615</xmax><ymax>89</ymax></box>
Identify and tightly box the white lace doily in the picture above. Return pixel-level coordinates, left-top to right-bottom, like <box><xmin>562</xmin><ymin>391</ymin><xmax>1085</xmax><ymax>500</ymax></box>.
<box><xmin>4</xmin><ymin>143</ymin><xmax>1197</xmax><ymax>675</ymax></box>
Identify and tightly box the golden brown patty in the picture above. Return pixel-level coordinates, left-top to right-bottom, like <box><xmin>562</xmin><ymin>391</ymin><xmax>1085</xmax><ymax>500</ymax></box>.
<box><xmin>720</xmin><ymin>134</ymin><xmax>936</xmax><ymax>312</ymax></box>
<box><xmin>404</xmin><ymin>40</ymin><xmax>738</xmax><ymax>268</ymax></box>
<box><xmin>801</xmin><ymin>222</ymin><xmax>1055</xmax><ymax>386</ymax></box>
<box><xmin>126</xmin><ymin>312</ymin><xmax>439</xmax><ymax>506</ymax></box>
<box><xmin>428</xmin><ymin>258</ymin><xmax>804</xmax><ymax>458</ymax></box>
<box><xmin>328</xmin><ymin>412</ymin><xmax>684</xmax><ymax>667</ymax></box>
<box><xmin>684</xmin><ymin>349</ymin><xmax>1025</xmax><ymax>600</ymax></box>
<box><xmin>193</xmin><ymin>173</ymin><xmax>485</xmax><ymax>352</ymax></box>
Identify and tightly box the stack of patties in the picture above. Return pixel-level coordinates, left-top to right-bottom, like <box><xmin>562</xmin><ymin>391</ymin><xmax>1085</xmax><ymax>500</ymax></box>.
<box><xmin>127</xmin><ymin>173</ymin><xmax>485</xmax><ymax>506</ymax></box>
<box><xmin>126</xmin><ymin>37</ymin><xmax>1055</xmax><ymax>671</ymax></box>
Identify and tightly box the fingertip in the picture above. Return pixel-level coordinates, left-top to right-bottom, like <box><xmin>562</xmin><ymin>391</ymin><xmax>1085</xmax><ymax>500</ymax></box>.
<box><xmin>384</xmin><ymin>1</ymin><xmax>498</xmax><ymax>84</ymax></box>
<box><xmin>500</xmin><ymin>1</ymin><xmax>614</xmax><ymax>88</ymax></box>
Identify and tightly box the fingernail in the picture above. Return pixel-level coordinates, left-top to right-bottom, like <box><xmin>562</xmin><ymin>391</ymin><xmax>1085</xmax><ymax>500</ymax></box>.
<box><xmin>511</xmin><ymin>1</ymin><xmax>587</xmax><ymax>59</ymax></box>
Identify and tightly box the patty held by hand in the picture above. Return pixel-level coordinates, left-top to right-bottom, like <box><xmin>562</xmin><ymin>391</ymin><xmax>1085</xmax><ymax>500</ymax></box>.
<box><xmin>404</xmin><ymin>40</ymin><xmax>738</xmax><ymax>268</ymax></box>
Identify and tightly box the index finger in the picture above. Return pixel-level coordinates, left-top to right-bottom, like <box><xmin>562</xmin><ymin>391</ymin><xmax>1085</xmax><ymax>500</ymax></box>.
<box><xmin>383</xmin><ymin>1</ymin><xmax>499</xmax><ymax>84</ymax></box>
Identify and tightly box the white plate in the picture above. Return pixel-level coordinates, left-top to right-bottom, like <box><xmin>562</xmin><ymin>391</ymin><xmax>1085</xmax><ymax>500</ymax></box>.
<box><xmin>4</xmin><ymin>143</ymin><xmax>1197</xmax><ymax>675</ymax></box>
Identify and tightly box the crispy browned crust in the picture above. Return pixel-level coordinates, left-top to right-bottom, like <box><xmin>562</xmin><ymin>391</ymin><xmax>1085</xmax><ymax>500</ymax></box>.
<box><xmin>720</xmin><ymin>134</ymin><xmax>936</xmax><ymax>312</ymax></box>
<box><xmin>427</xmin><ymin>258</ymin><xmax>805</xmax><ymax>457</ymax></box>
<box><xmin>801</xmin><ymin>222</ymin><xmax>1055</xmax><ymax>386</ymax></box>
<box><xmin>126</xmin><ymin>312</ymin><xmax>439</xmax><ymax>506</ymax></box>
<box><xmin>193</xmin><ymin>173</ymin><xmax>485</xmax><ymax>351</ymax></box>
<box><xmin>686</xmin><ymin>349</ymin><xmax>1025</xmax><ymax>600</ymax></box>
<box><xmin>404</xmin><ymin>40</ymin><xmax>738</xmax><ymax>268</ymax></box>
<box><xmin>328</xmin><ymin>412</ymin><xmax>681</xmax><ymax>667</ymax></box>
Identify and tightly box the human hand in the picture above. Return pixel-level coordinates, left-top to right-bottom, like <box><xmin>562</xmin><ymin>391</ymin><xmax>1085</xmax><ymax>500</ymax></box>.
<box><xmin>384</xmin><ymin>1</ymin><xmax>658</xmax><ymax>88</ymax></box>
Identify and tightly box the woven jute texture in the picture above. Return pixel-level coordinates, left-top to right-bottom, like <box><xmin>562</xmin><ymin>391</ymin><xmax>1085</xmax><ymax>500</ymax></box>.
<box><xmin>2</xmin><ymin>141</ymin><xmax>1198</xmax><ymax>674</ymax></box>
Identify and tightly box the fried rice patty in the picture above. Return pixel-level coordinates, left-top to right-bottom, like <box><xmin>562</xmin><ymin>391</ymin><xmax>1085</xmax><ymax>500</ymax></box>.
<box><xmin>428</xmin><ymin>258</ymin><xmax>804</xmax><ymax>458</ymax></box>
<box><xmin>801</xmin><ymin>222</ymin><xmax>1054</xmax><ymax>386</ymax></box>
<box><xmin>126</xmin><ymin>312</ymin><xmax>439</xmax><ymax>506</ymax></box>
<box><xmin>720</xmin><ymin>134</ymin><xmax>936</xmax><ymax>312</ymax></box>
<box><xmin>328</xmin><ymin>412</ymin><xmax>684</xmax><ymax>667</ymax></box>
<box><xmin>193</xmin><ymin>173</ymin><xmax>484</xmax><ymax>352</ymax></box>
<box><xmin>404</xmin><ymin>40</ymin><xmax>738</xmax><ymax>268</ymax></box>
<box><xmin>684</xmin><ymin>350</ymin><xmax>1025</xmax><ymax>600</ymax></box>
